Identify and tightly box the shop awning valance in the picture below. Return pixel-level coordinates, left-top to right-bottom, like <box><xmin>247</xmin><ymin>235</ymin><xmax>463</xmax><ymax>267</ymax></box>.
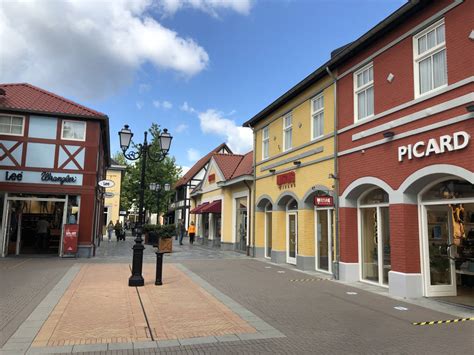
<box><xmin>190</xmin><ymin>202</ymin><xmax>209</xmax><ymax>214</ymax></box>
<box><xmin>200</xmin><ymin>200</ymin><xmax>222</xmax><ymax>214</ymax></box>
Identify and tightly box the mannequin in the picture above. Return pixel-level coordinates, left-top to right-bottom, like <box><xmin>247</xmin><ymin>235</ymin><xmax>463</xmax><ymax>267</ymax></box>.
<box><xmin>451</xmin><ymin>204</ymin><xmax>465</xmax><ymax>246</ymax></box>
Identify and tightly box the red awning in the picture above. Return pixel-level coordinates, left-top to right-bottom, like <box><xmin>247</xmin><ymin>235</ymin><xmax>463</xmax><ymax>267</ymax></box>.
<box><xmin>200</xmin><ymin>200</ymin><xmax>222</xmax><ymax>214</ymax></box>
<box><xmin>190</xmin><ymin>202</ymin><xmax>209</xmax><ymax>214</ymax></box>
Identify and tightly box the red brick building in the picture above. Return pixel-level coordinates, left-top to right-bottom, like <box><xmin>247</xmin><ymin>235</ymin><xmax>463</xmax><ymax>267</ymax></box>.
<box><xmin>334</xmin><ymin>0</ymin><xmax>473</xmax><ymax>300</ymax></box>
<box><xmin>0</xmin><ymin>83</ymin><xmax>110</xmax><ymax>257</ymax></box>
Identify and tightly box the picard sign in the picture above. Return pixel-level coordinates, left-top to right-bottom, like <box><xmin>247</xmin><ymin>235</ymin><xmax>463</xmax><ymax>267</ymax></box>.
<box><xmin>398</xmin><ymin>131</ymin><xmax>470</xmax><ymax>162</ymax></box>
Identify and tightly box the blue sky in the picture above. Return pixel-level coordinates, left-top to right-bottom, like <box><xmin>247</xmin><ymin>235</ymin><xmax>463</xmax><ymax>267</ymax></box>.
<box><xmin>1</xmin><ymin>0</ymin><xmax>405</xmax><ymax>172</ymax></box>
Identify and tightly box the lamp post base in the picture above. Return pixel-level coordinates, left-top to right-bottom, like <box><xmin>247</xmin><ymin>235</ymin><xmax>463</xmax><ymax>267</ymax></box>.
<box><xmin>129</xmin><ymin>275</ymin><xmax>145</xmax><ymax>287</ymax></box>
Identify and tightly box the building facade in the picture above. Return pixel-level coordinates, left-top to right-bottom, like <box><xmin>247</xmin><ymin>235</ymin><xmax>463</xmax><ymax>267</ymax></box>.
<box><xmin>0</xmin><ymin>83</ymin><xmax>110</xmax><ymax>257</ymax></box>
<box><xmin>244</xmin><ymin>72</ymin><xmax>337</xmax><ymax>272</ymax></box>
<box><xmin>103</xmin><ymin>159</ymin><xmax>126</xmax><ymax>231</ymax></box>
<box><xmin>334</xmin><ymin>0</ymin><xmax>473</xmax><ymax>301</ymax></box>
<box><xmin>190</xmin><ymin>152</ymin><xmax>253</xmax><ymax>252</ymax></box>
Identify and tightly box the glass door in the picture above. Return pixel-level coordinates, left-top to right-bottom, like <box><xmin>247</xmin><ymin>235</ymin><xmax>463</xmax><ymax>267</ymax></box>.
<box><xmin>265</xmin><ymin>211</ymin><xmax>272</xmax><ymax>258</ymax></box>
<box><xmin>287</xmin><ymin>213</ymin><xmax>297</xmax><ymax>264</ymax></box>
<box><xmin>423</xmin><ymin>204</ymin><xmax>456</xmax><ymax>296</ymax></box>
<box><xmin>316</xmin><ymin>209</ymin><xmax>333</xmax><ymax>273</ymax></box>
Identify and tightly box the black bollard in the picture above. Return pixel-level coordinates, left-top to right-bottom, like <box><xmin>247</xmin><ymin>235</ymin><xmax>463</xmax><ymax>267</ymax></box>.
<box><xmin>155</xmin><ymin>251</ymin><xmax>164</xmax><ymax>285</ymax></box>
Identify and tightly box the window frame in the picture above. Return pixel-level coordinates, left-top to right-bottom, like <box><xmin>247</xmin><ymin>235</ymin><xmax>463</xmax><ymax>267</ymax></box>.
<box><xmin>262</xmin><ymin>126</ymin><xmax>270</xmax><ymax>160</ymax></box>
<box><xmin>311</xmin><ymin>93</ymin><xmax>324</xmax><ymax>140</ymax></box>
<box><xmin>282</xmin><ymin>112</ymin><xmax>293</xmax><ymax>152</ymax></box>
<box><xmin>61</xmin><ymin>120</ymin><xmax>87</xmax><ymax>141</ymax></box>
<box><xmin>353</xmin><ymin>62</ymin><xmax>374</xmax><ymax>122</ymax></box>
<box><xmin>413</xmin><ymin>19</ymin><xmax>447</xmax><ymax>98</ymax></box>
<box><xmin>0</xmin><ymin>114</ymin><xmax>25</xmax><ymax>136</ymax></box>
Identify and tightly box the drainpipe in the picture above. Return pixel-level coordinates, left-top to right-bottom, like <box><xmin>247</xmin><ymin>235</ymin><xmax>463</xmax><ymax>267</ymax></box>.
<box><xmin>326</xmin><ymin>66</ymin><xmax>339</xmax><ymax>280</ymax></box>
<box><xmin>248</xmin><ymin>123</ymin><xmax>257</xmax><ymax>257</ymax></box>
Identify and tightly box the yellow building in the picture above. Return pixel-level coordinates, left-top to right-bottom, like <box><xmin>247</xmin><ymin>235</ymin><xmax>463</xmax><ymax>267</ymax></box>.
<box><xmin>190</xmin><ymin>152</ymin><xmax>253</xmax><ymax>252</ymax></box>
<box><xmin>103</xmin><ymin>159</ymin><xmax>126</xmax><ymax>230</ymax></box>
<box><xmin>243</xmin><ymin>68</ymin><xmax>337</xmax><ymax>273</ymax></box>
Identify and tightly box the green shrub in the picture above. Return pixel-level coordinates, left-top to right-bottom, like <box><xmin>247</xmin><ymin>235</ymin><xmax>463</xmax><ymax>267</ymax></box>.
<box><xmin>143</xmin><ymin>224</ymin><xmax>175</xmax><ymax>239</ymax></box>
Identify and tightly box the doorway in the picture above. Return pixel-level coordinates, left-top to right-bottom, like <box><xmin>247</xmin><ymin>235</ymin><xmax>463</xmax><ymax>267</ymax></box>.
<box><xmin>236</xmin><ymin>197</ymin><xmax>248</xmax><ymax>252</ymax></box>
<box><xmin>286</xmin><ymin>199</ymin><xmax>298</xmax><ymax>265</ymax></box>
<box><xmin>315</xmin><ymin>208</ymin><xmax>333</xmax><ymax>273</ymax></box>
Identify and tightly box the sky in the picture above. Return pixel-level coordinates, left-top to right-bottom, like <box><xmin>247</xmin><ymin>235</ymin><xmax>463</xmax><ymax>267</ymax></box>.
<box><xmin>0</xmin><ymin>0</ymin><xmax>405</xmax><ymax>173</ymax></box>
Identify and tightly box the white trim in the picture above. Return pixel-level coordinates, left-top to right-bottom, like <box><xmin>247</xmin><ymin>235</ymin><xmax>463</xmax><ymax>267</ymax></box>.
<box><xmin>282</xmin><ymin>112</ymin><xmax>293</xmax><ymax>152</ymax></box>
<box><xmin>310</xmin><ymin>93</ymin><xmax>324</xmax><ymax>141</ymax></box>
<box><xmin>339</xmin><ymin>76</ymin><xmax>473</xmax><ymax>135</ymax></box>
<box><xmin>0</xmin><ymin>114</ymin><xmax>25</xmax><ymax>137</ymax></box>
<box><xmin>262</xmin><ymin>126</ymin><xmax>269</xmax><ymax>160</ymax></box>
<box><xmin>314</xmin><ymin>207</ymin><xmax>333</xmax><ymax>274</ymax></box>
<box><xmin>286</xmin><ymin>211</ymin><xmax>298</xmax><ymax>265</ymax></box>
<box><xmin>340</xmin><ymin>176</ymin><xmax>394</xmax><ymax>208</ymax></box>
<box><xmin>353</xmin><ymin>63</ymin><xmax>374</xmax><ymax>122</ymax></box>
<box><xmin>61</xmin><ymin>120</ymin><xmax>87</xmax><ymax>142</ymax></box>
<box><xmin>232</xmin><ymin>190</ymin><xmax>249</xmax><ymax>244</ymax></box>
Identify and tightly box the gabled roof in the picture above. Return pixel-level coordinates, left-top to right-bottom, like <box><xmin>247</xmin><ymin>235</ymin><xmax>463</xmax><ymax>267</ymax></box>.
<box><xmin>230</xmin><ymin>151</ymin><xmax>253</xmax><ymax>179</ymax></box>
<box><xmin>213</xmin><ymin>151</ymin><xmax>253</xmax><ymax>180</ymax></box>
<box><xmin>175</xmin><ymin>143</ymin><xmax>231</xmax><ymax>188</ymax></box>
<box><xmin>0</xmin><ymin>83</ymin><xmax>106</xmax><ymax>119</ymax></box>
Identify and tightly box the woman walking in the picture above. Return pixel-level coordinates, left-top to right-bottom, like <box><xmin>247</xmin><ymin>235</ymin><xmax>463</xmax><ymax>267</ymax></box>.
<box><xmin>107</xmin><ymin>221</ymin><xmax>114</xmax><ymax>242</ymax></box>
<box><xmin>188</xmin><ymin>221</ymin><xmax>196</xmax><ymax>245</ymax></box>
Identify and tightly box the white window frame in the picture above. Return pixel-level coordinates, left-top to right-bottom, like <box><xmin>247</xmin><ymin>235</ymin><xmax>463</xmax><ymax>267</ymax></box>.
<box><xmin>262</xmin><ymin>126</ymin><xmax>269</xmax><ymax>160</ymax></box>
<box><xmin>353</xmin><ymin>63</ymin><xmax>374</xmax><ymax>122</ymax></box>
<box><xmin>311</xmin><ymin>93</ymin><xmax>324</xmax><ymax>140</ymax></box>
<box><xmin>282</xmin><ymin>112</ymin><xmax>292</xmax><ymax>152</ymax></box>
<box><xmin>0</xmin><ymin>114</ymin><xmax>25</xmax><ymax>136</ymax></box>
<box><xmin>61</xmin><ymin>120</ymin><xmax>87</xmax><ymax>141</ymax></box>
<box><xmin>413</xmin><ymin>19</ymin><xmax>447</xmax><ymax>98</ymax></box>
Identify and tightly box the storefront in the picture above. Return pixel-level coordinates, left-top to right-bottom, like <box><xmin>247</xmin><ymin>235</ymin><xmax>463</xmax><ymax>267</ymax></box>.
<box><xmin>0</xmin><ymin>83</ymin><xmax>110</xmax><ymax>257</ymax></box>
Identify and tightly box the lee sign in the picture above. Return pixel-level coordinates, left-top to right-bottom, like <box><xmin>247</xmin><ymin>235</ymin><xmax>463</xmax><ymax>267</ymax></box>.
<box><xmin>98</xmin><ymin>179</ymin><xmax>115</xmax><ymax>188</ymax></box>
<box><xmin>398</xmin><ymin>131</ymin><xmax>470</xmax><ymax>162</ymax></box>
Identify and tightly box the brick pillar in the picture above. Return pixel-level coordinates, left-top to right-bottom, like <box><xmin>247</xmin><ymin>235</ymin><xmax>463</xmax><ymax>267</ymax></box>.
<box><xmin>339</xmin><ymin>207</ymin><xmax>358</xmax><ymax>263</ymax></box>
<box><xmin>389</xmin><ymin>204</ymin><xmax>421</xmax><ymax>273</ymax></box>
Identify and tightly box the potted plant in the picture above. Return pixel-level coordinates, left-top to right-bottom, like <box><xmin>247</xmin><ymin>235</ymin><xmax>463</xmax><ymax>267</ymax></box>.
<box><xmin>143</xmin><ymin>224</ymin><xmax>159</xmax><ymax>245</ymax></box>
<box><xmin>158</xmin><ymin>224</ymin><xmax>175</xmax><ymax>253</ymax></box>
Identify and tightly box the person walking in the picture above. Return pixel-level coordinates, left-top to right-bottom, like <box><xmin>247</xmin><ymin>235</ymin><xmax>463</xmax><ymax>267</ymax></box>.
<box><xmin>114</xmin><ymin>220</ymin><xmax>122</xmax><ymax>242</ymax></box>
<box><xmin>188</xmin><ymin>221</ymin><xmax>196</xmax><ymax>245</ymax></box>
<box><xmin>178</xmin><ymin>219</ymin><xmax>186</xmax><ymax>245</ymax></box>
<box><xmin>107</xmin><ymin>221</ymin><xmax>114</xmax><ymax>242</ymax></box>
<box><xmin>36</xmin><ymin>218</ymin><xmax>49</xmax><ymax>251</ymax></box>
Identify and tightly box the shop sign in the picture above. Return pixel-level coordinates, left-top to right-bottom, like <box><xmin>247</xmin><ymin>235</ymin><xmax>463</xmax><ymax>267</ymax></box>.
<box><xmin>1</xmin><ymin>170</ymin><xmax>83</xmax><ymax>185</ymax></box>
<box><xmin>208</xmin><ymin>173</ymin><xmax>216</xmax><ymax>183</ymax></box>
<box><xmin>63</xmin><ymin>224</ymin><xmax>78</xmax><ymax>255</ymax></box>
<box><xmin>104</xmin><ymin>192</ymin><xmax>115</xmax><ymax>198</ymax></box>
<box><xmin>398</xmin><ymin>131</ymin><xmax>470</xmax><ymax>162</ymax></box>
<box><xmin>98</xmin><ymin>179</ymin><xmax>115</xmax><ymax>188</ymax></box>
<box><xmin>119</xmin><ymin>210</ymin><xmax>127</xmax><ymax>216</ymax></box>
<box><xmin>314</xmin><ymin>196</ymin><xmax>334</xmax><ymax>207</ymax></box>
<box><xmin>277</xmin><ymin>171</ymin><xmax>295</xmax><ymax>189</ymax></box>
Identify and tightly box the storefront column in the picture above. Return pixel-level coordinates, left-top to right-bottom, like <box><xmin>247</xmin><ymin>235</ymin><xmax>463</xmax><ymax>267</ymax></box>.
<box><xmin>78</xmin><ymin>193</ymin><xmax>94</xmax><ymax>258</ymax></box>
<box><xmin>271</xmin><ymin>210</ymin><xmax>286</xmax><ymax>264</ymax></box>
<box><xmin>388</xmin><ymin>204</ymin><xmax>423</xmax><ymax>298</ymax></box>
<box><xmin>254</xmin><ymin>211</ymin><xmax>265</xmax><ymax>258</ymax></box>
<box><xmin>296</xmin><ymin>209</ymin><xmax>315</xmax><ymax>270</ymax></box>
<box><xmin>339</xmin><ymin>207</ymin><xmax>359</xmax><ymax>282</ymax></box>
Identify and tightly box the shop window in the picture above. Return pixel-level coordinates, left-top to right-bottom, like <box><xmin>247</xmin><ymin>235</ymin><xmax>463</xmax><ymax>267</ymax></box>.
<box><xmin>67</xmin><ymin>196</ymin><xmax>80</xmax><ymax>224</ymax></box>
<box><xmin>61</xmin><ymin>120</ymin><xmax>86</xmax><ymax>141</ymax></box>
<box><xmin>311</xmin><ymin>94</ymin><xmax>324</xmax><ymax>140</ymax></box>
<box><xmin>360</xmin><ymin>188</ymin><xmax>389</xmax><ymax>205</ymax></box>
<box><xmin>236</xmin><ymin>196</ymin><xmax>248</xmax><ymax>252</ymax></box>
<box><xmin>283</xmin><ymin>112</ymin><xmax>292</xmax><ymax>151</ymax></box>
<box><xmin>262</xmin><ymin>126</ymin><xmax>269</xmax><ymax>159</ymax></box>
<box><xmin>0</xmin><ymin>114</ymin><xmax>24</xmax><ymax>136</ymax></box>
<box><xmin>354</xmin><ymin>63</ymin><xmax>374</xmax><ymax>121</ymax></box>
<box><xmin>422</xmin><ymin>180</ymin><xmax>474</xmax><ymax>201</ymax></box>
<box><xmin>414</xmin><ymin>20</ymin><xmax>447</xmax><ymax>97</ymax></box>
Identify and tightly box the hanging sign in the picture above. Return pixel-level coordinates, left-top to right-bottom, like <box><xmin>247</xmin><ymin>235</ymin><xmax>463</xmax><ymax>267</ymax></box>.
<box><xmin>98</xmin><ymin>179</ymin><xmax>115</xmax><ymax>188</ymax></box>
<box><xmin>398</xmin><ymin>131</ymin><xmax>470</xmax><ymax>162</ymax></box>
<box><xmin>63</xmin><ymin>224</ymin><xmax>79</xmax><ymax>256</ymax></box>
<box><xmin>314</xmin><ymin>196</ymin><xmax>334</xmax><ymax>207</ymax></box>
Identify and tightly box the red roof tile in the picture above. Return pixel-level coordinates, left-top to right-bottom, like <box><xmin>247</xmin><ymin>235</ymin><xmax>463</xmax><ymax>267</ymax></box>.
<box><xmin>213</xmin><ymin>151</ymin><xmax>253</xmax><ymax>181</ymax></box>
<box><xmin>231</xmin><ymin>151</ymin><xmax>253</xmax><ymax>179</ymax></box>
<box><xmin>0</xmin><ymin>83</ymin><xmax>106</xmax><ymax>118</ymax></box>
<box><xmin>175</xmin><ymin>143</ymin><xmax>231</xmax><ymax>188</ymax></box>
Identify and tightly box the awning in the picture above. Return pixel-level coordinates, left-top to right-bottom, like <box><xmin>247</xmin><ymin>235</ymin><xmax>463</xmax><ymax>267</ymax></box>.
<box><xmin>190</xmin><ymin>202</ymin><xmax>209</xmax><ymax>214</ymax></box>
<box><xmin>200</xmin><ymin>200</ymin><xmax>222</xmax><ymax>214</ymax></box>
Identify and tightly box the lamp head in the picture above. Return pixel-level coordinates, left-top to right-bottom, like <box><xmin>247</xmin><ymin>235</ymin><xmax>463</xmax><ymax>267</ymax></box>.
<box><xmin>159</xmin><ymin>128</ymin><xmax>173</xmax><ymax>154</ymax></box>
<box><xmin>164</xmin><ymin>183</ymin><xmax>171</xmax><ymax>191</ymax></box>
<box><xmin>119</xmin><ymin>125</ymin><xmax>133</xmax><ymax>151</ymax></box>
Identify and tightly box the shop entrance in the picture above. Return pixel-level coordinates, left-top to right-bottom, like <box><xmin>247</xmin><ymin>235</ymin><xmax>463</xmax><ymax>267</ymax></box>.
<box><xmin>315</xmin><ymin>208</ymin><xmax>334</xmax><ymax>274</ymax></box>
<box><xmin>2</xmin><ymin>196</ymin><xmax>67</xmax><ymax>256</ymax></box>
<box><xmin>420</xmin><ymin>180</ymin><xmax>474</xmax><ymax>307</ymax></box>
<box><xmin>236</xmin><ymin>197</ymin><xmax>248</xmax><ymax>252</ymax></box>
<box><xmin>286</xmin><ymin>199</ymin><xmax>298</xmax><ymax>265</ymax></box>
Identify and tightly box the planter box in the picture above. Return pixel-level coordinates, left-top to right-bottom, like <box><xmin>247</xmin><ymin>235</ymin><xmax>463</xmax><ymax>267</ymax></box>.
<box><xmin>159</xmin><ymin>238</ymin><xmax>173</xmax><ymax>253</ymax></box>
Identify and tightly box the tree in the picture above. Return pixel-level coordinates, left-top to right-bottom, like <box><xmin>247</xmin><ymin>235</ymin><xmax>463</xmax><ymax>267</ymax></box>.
<box><xmin>117</xmin><ymin>124</ymin><xmax>182</xmax><ymax>222</ymax></box>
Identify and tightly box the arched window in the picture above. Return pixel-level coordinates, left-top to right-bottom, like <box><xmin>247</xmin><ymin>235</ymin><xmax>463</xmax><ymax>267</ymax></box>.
<box><xmin>422</xmin><ymin>179</ymin><xmax>474</xmax><ymax>201</ymax></box>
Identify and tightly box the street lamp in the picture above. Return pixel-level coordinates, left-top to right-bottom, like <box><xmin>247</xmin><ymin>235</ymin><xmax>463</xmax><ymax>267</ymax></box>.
<box><xmin>118</xmin><ymin>124</ymin><xmax>173</xmax><ymax>287</ymax></box>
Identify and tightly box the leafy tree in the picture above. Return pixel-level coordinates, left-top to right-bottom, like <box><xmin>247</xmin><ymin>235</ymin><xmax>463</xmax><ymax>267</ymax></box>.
<box><xmin>117</xmin><ymin>124</ymin><xmax>181</xmax><ymax>222</ymax></box>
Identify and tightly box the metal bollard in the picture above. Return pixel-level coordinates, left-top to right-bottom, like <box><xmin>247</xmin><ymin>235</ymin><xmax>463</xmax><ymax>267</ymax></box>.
<box><xmin>155</xmin><ymin>251</ymin><xmax>164</xmax><ymax>285</ymax></box>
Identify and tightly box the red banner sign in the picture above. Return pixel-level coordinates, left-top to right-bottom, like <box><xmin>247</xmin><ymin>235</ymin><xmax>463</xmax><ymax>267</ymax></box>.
<box><xmin>276</xmin><ymin>171</ymin><xmax>295</xmax><ymax>186</ymax></box>
<box><xmin>208</xmin><ymin>173</ymin><xmax>216</xmax><ymax>183</ymax></box>
<box><xmin>63</xmin><ymin>224</ymin><xmax>79</xmax><ymax>255</ymax></box>
<box><xmin>314</xmin><ymin>196</ymin><xmax>334</xmax><ymax>207</ymax></box>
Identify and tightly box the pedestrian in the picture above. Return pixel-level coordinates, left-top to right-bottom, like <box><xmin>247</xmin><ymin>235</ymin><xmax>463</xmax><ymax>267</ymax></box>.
<box><xmin>36</xmin><ymin>218</ymin><xmax>49</xmax><ymax>251</ymax></box>
<box><xmin>188</xmin><ymin>221</ymin><xmax>196</xmax><ymax>245</ymax></box>
<box><xmin>114</xmin><ymin>220</ymin><xmax>122</xmax><ymax>241</ymax></box>
<box><xmin>107</xmin><ymin>221</ymin><xmax>114</xmax><ymax>242</ymax></box>
<box><xmin>178</xmin><ymin>219</ymin><xmax>186</xmax><ymax>245</ymax></box>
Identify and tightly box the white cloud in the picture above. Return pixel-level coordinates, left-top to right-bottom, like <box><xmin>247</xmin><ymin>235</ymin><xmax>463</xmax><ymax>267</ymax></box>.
<box><xmin>159</xmin><ymin>0</ymin><xmax>253</xmax><ymax>17</ymax></box>
<box><xmin>180</xmin><ymin>165</ymin><xmax>191</xmax><ymax>176</ymax></box>
<box><xmin>175</xmin><ymin>123</ymin><xmax>189</xmax><ymax>133</ymax></box>
<box><xmin>187</xmin><ymin>148</ymin><xmax>201</xmax><ymax>162</ymax></box>
<box><xmin>0</xmin><ymin>0</ymin><xmax>210</xmax><ymax>100</ymax></box>
<box><xmin>136</xmin><ymin>101</ymin><xmax>144</xmax><ymax>109</ymax></box>
<box><xmin>162</xmin><ymin>100</ymin><xmax>173</xmax><ymax>109</ymax></box>
<box><xmin>198</xmin><ymin>109</ymin><xmax>252</xmax><ymax>153</ymax></box>
<box><xmin>180</xmin><ymin>101</ymin><xmax>196</xmax><ymax>114</ymax></box>
<box><xmin>153</xmin><ymin>100</ymin><xmax>162</xmax><ymax>108</ymax></box>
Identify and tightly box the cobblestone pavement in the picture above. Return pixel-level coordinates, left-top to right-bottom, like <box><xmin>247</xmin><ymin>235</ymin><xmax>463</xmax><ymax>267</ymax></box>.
<box><xmin>0</xmin><ymin>258</ymin><xmax>74</xmax><ymax>347</ymax></box>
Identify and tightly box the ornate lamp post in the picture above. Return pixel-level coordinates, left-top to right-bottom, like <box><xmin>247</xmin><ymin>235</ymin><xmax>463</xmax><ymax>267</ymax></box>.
<box><xmin>119</xmin><ymin>125</ymin><xmax>173</xmax><ymax>287</ymax></box>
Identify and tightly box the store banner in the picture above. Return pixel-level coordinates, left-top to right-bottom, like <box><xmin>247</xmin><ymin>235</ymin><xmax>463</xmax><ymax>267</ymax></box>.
<box><xmin>314</xmin><ymin>196</ymin><xmax>334</xmax><ymax>207</ymax></box>
<box><xmin>63</xmin><ymin>224</ymin><xmax>79</xmax><ymax>255</ymax></box>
